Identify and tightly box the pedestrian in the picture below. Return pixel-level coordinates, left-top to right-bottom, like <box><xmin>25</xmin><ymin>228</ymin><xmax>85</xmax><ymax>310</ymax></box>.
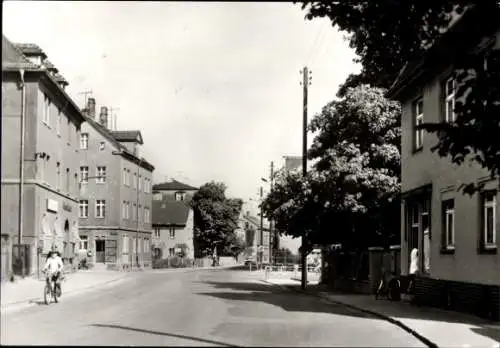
<box><xmin>407</xmin><ymin>248</ymin><xmax>418</xmax><ymax>293</ymax></box>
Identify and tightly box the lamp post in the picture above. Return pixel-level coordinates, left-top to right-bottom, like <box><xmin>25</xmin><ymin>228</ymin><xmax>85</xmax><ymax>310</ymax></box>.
<box><xmin>112</xmin><ymin>150</ymin><xmax>143</xmax><ymax>269</ymax></box>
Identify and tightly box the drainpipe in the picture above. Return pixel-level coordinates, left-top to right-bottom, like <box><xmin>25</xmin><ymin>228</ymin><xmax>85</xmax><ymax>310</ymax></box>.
<box><xmin>18</xmin><ymin>69</ymin><xmax>26</xmax><ymax>275</ymax></box>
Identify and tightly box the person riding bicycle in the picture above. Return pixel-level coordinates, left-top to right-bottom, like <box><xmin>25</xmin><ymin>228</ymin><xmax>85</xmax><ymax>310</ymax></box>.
<box><xmin>43</xmin><ymin>245</ymin><xmax>64</xmax><ymax>295</ymax></box>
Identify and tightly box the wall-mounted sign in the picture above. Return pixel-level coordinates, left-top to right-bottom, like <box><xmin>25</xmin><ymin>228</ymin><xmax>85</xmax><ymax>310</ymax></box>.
<box><xmin>63</xmin><ymin>202</ymin><xmax>72</xmax><ymax>212</ymax></box>
<box><xmin>47</xmin><ymin>199</ymin><xmax>58</xmax><ymax>213</ymax></box>
<box><xmin>110</xmin><ymin>232</ymin><xmax>118</xmax><ymax>236</ymax></box>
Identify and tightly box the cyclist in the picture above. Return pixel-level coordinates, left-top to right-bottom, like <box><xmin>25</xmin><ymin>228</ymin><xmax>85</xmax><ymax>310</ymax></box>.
<box><xmin>43</xmin><ymin>245</ymin><xmax>64</xmax><ymax>296</ymax></box>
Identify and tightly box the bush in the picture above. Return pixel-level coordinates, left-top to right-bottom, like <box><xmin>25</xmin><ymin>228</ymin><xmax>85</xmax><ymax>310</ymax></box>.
<box><xmin>152</xmin><ymin>257</ymin><xmax>193</xmax><ymax>269</ymax></box>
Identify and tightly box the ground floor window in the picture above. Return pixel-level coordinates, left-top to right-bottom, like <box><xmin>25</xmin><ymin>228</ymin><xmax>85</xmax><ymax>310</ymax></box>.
<box><xmin>80</xmin><ymin>235</ymin><xmax>89</xmax><ymax>250</ymax></box>
<box><xmin>169</xmin><ymin>248</ymin><xmax>175</xmax><ymax>257</ymax></box>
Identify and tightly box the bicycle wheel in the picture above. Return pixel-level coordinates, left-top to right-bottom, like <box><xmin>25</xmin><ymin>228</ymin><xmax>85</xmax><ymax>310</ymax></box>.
<box><xmin>44</xmin><ymin>284</ymin><xmax>51</xmax><ymax>305</ymax></box>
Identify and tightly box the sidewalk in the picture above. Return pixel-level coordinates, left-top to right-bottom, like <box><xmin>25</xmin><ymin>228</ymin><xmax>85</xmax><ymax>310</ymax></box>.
<box><xmin>1</xmin><ymin>270</ymin><xmax>128</xmax><ymax>311</ymax></box>
<box><xmin>264</xmin><ymin>278</ymin><xmax>500</xmax><ymax>348</ymax></box>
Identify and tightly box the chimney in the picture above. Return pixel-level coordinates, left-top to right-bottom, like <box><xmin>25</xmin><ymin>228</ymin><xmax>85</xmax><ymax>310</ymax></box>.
<box><xmin>87</xmin><ymin>98</ymin><xmax>96</xmax><ymax>120</ymax></box>
<box><xmin>99</xmin><ymin>106</ymin><xmax>108</xmax><ymax>128</ymax></box>
<box><xmin>246</xmin><ymin>211</ymin><xmax>250</xmax><ymax>217</ymax></box>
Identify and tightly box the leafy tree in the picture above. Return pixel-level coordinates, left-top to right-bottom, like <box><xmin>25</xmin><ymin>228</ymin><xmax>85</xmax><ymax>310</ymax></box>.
<box><xmin>190</xmin><ymin>182</ymin><xmax>243</xmax><ymax>258</ymax></box>
<box><xmin>222</xmin><ymin>233</ymin><xmax>246</xmax><ymax>258</ymax></box>
<box><xmin>299</xmin><ymin>1</ymin><xmax>500</xmax><ymax>193</ymax></box>
<box><xmin>262</xmin><ymin>85</ymin><xmax>401</xmax><ymax>251</ymax></box>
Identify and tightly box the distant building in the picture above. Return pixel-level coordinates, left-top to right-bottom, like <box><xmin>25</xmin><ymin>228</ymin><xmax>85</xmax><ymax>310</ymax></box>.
<box><xmin>151</xmin><ymin>180</ymin><xmax>198</xmax><ymax>259</ymax></box>
<box><xmin>77</xmin><ymin>97</ymin><xmax>155</xmax><ymax>270</ymax></box>
<box><xmin>283</xmin><ymin>156</ymin><xmax>302</xmax><ymax>174</ymax></box>
<box><xmin>235</xmin><ymin>211</ymin><xmax>271</xmax><ymax>263</ymax></box>
<box><xmin>2</xmin><ymin>36</ymin><xmax>85</xmax><ymax>278</ymax></box>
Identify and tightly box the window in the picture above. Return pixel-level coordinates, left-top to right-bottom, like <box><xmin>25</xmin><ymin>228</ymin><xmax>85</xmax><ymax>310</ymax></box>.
<box><xmin>444</xmin><ymin>77</ymin><xmax>456</xmax><ymax>123</ymax></box>
<box><xmin>442</xmin><ymin>200</ymin><xmax>455</xmax><ymax>249</ymax></box>
<box><xmin>96</xmin><ymin>166</ymin><xmax>106</xmax><ymax>183</ymax></box>
<box><xmin>154</xmin><ymin>228</ymin><xmax>160</xmax><ymax>238</ymax></box>
<box><xmin>122</xmin><ymin>201</ymin><xmax>128</xmax><ymax>219</ymax></box>
<box><xmin>67</xmin><ymin>118</ymin><xmax>72</xmax><ymax>144</ymax></box>
<box><xmin>80</xmin><ymin>166</ymin><xmax>89</xmax><ymax>184</ymax></box>
<box><xmin>144</xmin><ymin>238</ymin><xmax>149</xmax><ymax>253</ymax></box>
<box><xmin>139</xmin><ymin>175</ymin><xmax>142</xmax><ymax>191</ymax></box>
<box><xmin>56</xmin><ymin>163</ymin><xmax>61</xmax><ymax>190</ymax></box>
<box><xmin>175</xmin><ymin>192</ymin><xmax>186</xmax><ymax>201</ymax></box>
<box><xmin>144</xmin><ymin>207</ymin><xmax>150</xmax><ymax>223</ymax></box>
<box><xmin>169</xmin><ymin>228</ymin><xmax>175</xmax><ymax>239</ymax></box>
<box><xmin>169</xmin><ymin>248</ymin><xmax>175</xmax><ymax>257</ymax></box>
<box><xmin>123</xmin><ymin>168</ymin><xmax>127</xmax><ymax>186</ymax></box>
<box><xmin>79</xmin><ymin>235</ymin><xmax>89</xmax><ymax>250</ymax></box>
<box><xmin>482</xmin><ymin>191</ymin><xmax>497</xmax><ymax>248</ymax></box>
<box><xmin>138</xmin><ymin>205</ymin><xmax>142</xmax><ymax>221</ymax></box>
<box><xmin>95</xmin><ymin>199</ymin><xmax>106</xmax><ymax>218</ymax></box>
<box><xmin>414</xmin><ymin>98</ymin><xmax>424</xmax><ymax>150</ymax></box>
<box><xmin>66</xmin><ymin>168</ymin><xmax>70</xmax><ymax>192</ymax></box>
<box><xmin>79</xmin><ymin>200</ymin><xmax>89</xmax><ymax>218</ymax></box>
<box><xmin>132</xmin><ymin>203</ymin><xmax>137</xmax><ymax>221</ymax></box>
<box><xmin>122</xmin><ymin>235</ymin><xmax>129</xmax><ymax>253</ymax></box>
<box><xmin>80</xmin><ymin>133</ymin><xmax>89</xmax><ymax>149</ymax></box>
<box><xmin>74</xmin><ymin>173</ymin><xmax>78</xmax><ymax>195</ymax></box>
<box><xmin>43</xmin><ymin>94</ymin><xmax>51</xmax><ymax>125</ymax></box>
<box><xmin>133</xmin><ymin>173</ymin><xmax>137</xmax><ymax>189</ymax></box>
<box><xmin>99</xmin><ymin>141</ymin><xmax>105</xmax><ymax>151</ymax></box>
<box><xmin>132</xmin><ymin>238</ymin><xmax>137</xmax><ymax>253</ymax></box>
<box><xmin>57</xmin><ymin>109</ymin><xmax>62</xmax><ymax>135</ymax></box>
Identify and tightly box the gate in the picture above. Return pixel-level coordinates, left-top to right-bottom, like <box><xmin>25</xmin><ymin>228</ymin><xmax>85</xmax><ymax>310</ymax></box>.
<box><xmin>105</xmin><ymin>240</ymin><xmax>117</xmax><ymax>264</ymax></box>
<box><xmin>12</xmin><ymin>244</ymin><xmax>31</xmax><ymax>277</ymax></box>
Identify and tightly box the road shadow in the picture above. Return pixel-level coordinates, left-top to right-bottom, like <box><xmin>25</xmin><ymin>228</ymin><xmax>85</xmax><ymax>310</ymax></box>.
<box><xmin>197</xmin><ymin>280</ymin><xmax>374</xmax><ymax>319</ymax></box>
<box><xmin>470</xmin><ymin>327</ymin><xmax>500</xmax><ymax>344</ymax></box>
<box><xmin>199</xmin><ymin>279</ymin><xmax>498</xmax><ymax>332</ymax></box>
<box><xmin>28</xmin><ymin>299</ymin><xmax>47</xmax><ymax>306</ymax></box>
<box><xmin>90</xmin><ymin>324</ymin><xmax>240</xmax><ymax>347</ymax></box>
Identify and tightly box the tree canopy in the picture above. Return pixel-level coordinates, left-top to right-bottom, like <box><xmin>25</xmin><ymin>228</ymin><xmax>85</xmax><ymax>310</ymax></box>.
<box><xmin>262</xmin><ymin>85</ymin><xmax>401</xmax><ymax>252</ymax></box>
<box><xmin>299</xmin><ymin>1</ymin><xmax>500</xmax><ymax>193</ymax></box>
<box><xmin>190</xmin><ymin>182</ymin><xmax>243</xmax><ymax>258</ymax></box>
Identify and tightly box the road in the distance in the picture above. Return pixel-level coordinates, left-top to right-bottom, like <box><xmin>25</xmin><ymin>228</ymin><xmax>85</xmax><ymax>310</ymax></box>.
<box><xmin>1</xmin><ymin>268</ymin><xmax>425</xmax><ymax>347</ymax></box>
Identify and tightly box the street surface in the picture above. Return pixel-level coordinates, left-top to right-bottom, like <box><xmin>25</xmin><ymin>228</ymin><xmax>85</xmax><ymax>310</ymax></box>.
<box><xmin>1</xmin><ymin>268</ymin><xmax>425</xmax><ymax>347</ymax></box>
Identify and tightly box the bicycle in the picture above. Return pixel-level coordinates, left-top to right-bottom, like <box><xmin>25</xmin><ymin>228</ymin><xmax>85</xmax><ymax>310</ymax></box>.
<box><xmin>43</xmin><ymin>271</ymin><xmax>64</xmax><ymax>305</ymax></box>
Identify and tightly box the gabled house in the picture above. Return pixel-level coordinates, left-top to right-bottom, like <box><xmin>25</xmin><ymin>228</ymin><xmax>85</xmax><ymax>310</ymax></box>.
<box><xmin>151</xmin><ymin>180</ymin><xmax>198</xmax><ymax>259</ymax></box>
<box><xmin>386</xmin><ymin>6</ymin><xmax>500</xmax><ymax>321</ymax></box>
<box><xmin>235</xmin><ymin>211</ymin><xmax>271</xmax><ymax>264</ymax></box>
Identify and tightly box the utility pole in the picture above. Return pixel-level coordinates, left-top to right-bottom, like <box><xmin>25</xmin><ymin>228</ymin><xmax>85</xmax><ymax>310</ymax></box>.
<box><xmin>259</xmin><ymin>186</ymin><xmax>264</xmax><ymax>268</ymax></box>
<box><xmin>78</xmin><ymin>90</ymin><xmax>93</xmax><ymax>108</ymax></box>
<box><xmin>300</xmin><ymin>66</ymin><xmax>311</xmax><ymax>290</ymax></box>
<box><xmin>109</xmin><ymin>106</ymin><xmax>120</xmax><ymax>131</ymax></box>
<box><xmin>269</xmin><ymin>161</ymin><xmax>275</xmax><ymax>265</ymax></box>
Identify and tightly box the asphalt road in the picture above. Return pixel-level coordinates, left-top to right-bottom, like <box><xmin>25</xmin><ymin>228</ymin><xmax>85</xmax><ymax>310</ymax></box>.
<box><xmin>1</xmin><ymin>268</ymin><xmax>426</xmax><ymax>347</ymax></box>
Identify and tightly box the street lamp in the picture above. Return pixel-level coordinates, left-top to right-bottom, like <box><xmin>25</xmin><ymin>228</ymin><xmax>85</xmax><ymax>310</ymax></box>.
<box><xmin>112</xmin><ymin>150</ymin><xmax>143</xmax><ymax>269</ymax></box>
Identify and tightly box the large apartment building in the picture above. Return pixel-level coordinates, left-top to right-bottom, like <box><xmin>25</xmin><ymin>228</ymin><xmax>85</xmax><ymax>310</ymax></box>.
<box><xmin>78</xmin><ymin>98</ymin><xmax>155</xmax><ymax>269</ymax></box>
<box><xmin>386</xmin><ymin>7</ymin><xmax>500</xmax><ymax>321</ymax></box>
<box><xmin>1</xmin><ymin>36</ymin><xmax>85</xmax><ymax>279</ymax></box>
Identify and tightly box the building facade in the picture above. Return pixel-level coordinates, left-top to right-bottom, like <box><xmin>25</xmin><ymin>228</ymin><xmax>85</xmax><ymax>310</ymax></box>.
<box><xmin>387</xmin><ymin>9</ymin><xmax>500</xmax><ymax>321</ymax></box>
<box><xmin>77</xmin><ymin>97</ymin><xmax>155</xmax><ymax>269</ymax></box>
<box><xmin>151</xmin><ymin>180</ymin><xmax>198</xmax><ymax>260</ymax></box>
<box><xmin>235</xmin><ymin>211</ymin><xmax>271</xmax><ymax>264</ymax></box>
<box><xmin>2</xmin><ymin>37</ymin><xmax>84</xmax><ymax>279</ymax></box>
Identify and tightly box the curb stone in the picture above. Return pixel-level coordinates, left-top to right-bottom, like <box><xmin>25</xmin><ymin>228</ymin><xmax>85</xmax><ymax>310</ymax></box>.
<box><xmin>260</xmin><ymin>279</ymin><xmax>439</xmax><ymax>348</ymax></box>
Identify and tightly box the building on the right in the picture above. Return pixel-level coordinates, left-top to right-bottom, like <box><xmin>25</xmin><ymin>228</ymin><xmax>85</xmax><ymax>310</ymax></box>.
<box><xmin>386</xmin><ymin>7</ymin><xmax>500</xmax><ymax>321</ymax></box>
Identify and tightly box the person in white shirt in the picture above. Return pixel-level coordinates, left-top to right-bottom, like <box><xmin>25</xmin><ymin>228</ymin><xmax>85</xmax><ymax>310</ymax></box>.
<box><xmin>43</xmin><ymin>245</ymin><xmax>64</xmax><ymax>295</ymax></box>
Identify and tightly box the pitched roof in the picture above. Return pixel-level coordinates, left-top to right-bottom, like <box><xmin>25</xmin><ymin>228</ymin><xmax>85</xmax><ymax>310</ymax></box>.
<box><xmin>152</xmin><ymin>201</ymin><xmax>191</xmax><ymax>226</ymax></box>
<box><xmin>153</xmin><ymin>179</ymin><xmax>198</xmax><ymax>191</ymax></box>
<box><xmin>14</xmin><ymin>43</ymin><xmax>47</xmax><ymax>59</ymax></box>
<box><xmin>110</xmin><ymin>130</ymin><xmax>143</xmax><ymax>144</ymax></box>
<box><xmin>83</xmin><ymin>115</ymin><xmax>155</xmax><ymax>172</ymax></box>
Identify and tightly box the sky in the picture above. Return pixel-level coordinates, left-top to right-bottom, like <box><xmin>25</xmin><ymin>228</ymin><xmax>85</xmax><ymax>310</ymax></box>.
<box><xmin>3</xmin><ymin>1</ymin><xmax>360</xmax><ymax>216</ymax></box>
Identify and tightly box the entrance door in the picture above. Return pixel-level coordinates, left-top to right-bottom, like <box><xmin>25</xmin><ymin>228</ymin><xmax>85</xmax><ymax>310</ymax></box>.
<box><xmin>96</xmin><ymin>240</ymin><xmax>105</xmax><ymax>263</ymax></box>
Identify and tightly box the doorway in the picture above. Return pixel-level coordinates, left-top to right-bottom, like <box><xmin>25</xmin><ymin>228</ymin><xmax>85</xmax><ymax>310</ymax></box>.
<box><xmin>96</xmin><ymin>240</ymin><xmax>105</xmax><ymax>263</ymax></box>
